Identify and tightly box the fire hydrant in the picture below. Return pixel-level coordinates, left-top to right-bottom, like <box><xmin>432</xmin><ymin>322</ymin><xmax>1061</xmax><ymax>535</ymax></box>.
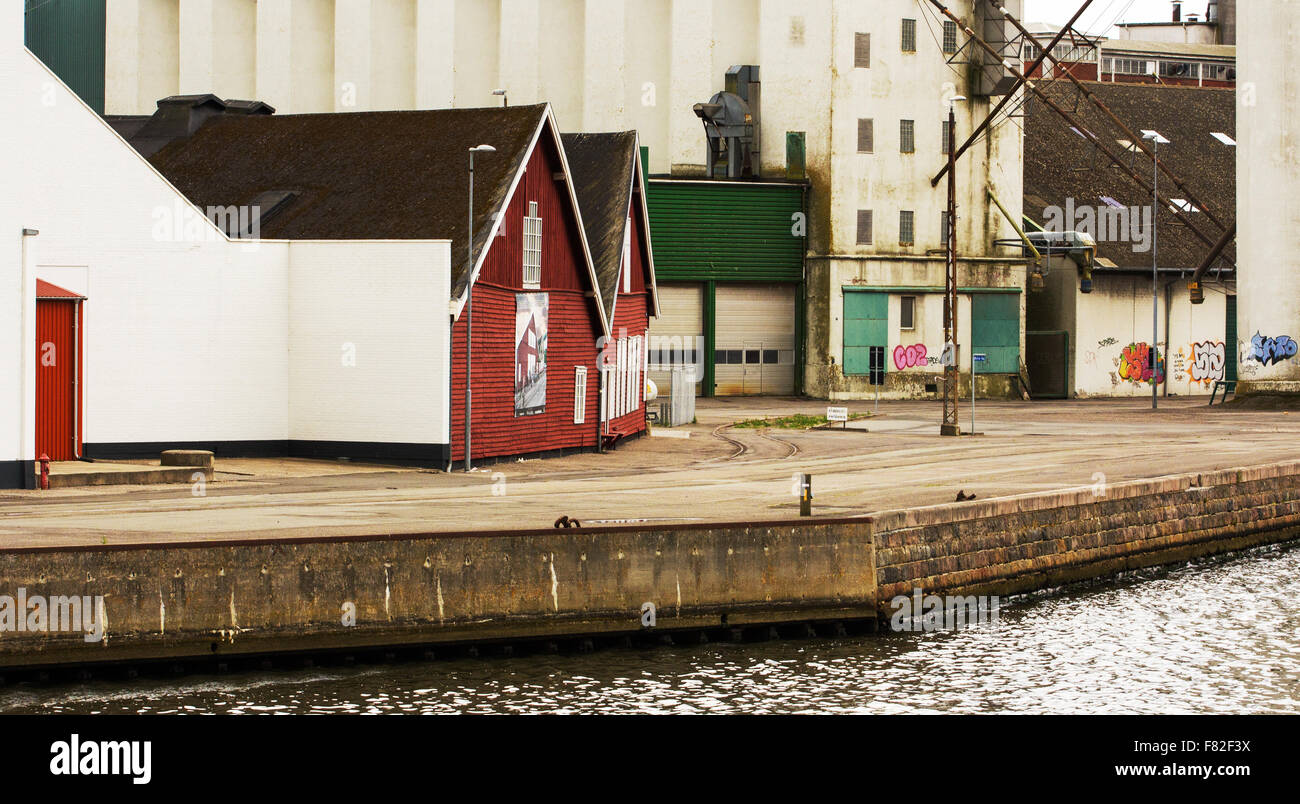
<box><xmin>38</xmin><ymin>453</ymin><xmax>50</xmax><ymax>490</ymax></box>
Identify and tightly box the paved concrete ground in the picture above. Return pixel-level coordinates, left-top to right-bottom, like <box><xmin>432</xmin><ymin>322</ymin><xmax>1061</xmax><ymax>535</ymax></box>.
<box><xmin>2</xmin><ymin>397</ymin><xmax>1297</xmax><ymax>547</ymax></box>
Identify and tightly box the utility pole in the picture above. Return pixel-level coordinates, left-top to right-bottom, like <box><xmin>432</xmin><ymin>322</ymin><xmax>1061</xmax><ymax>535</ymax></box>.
<box><xmin>942</xmin><ymin>97</ymin><xmax>965</xmax><ymax>436</ymax></box>
<box><xmin>465</xmin><ymin>144</ymin><xmax>496</xmax><ymax>471</ymax></box>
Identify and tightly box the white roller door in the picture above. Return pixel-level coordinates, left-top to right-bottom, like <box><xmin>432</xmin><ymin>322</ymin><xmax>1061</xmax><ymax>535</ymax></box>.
<box><xmin>646</xmin><ymin>283</ymin><xmax>704</xmax><ymax>397</ymax></box>
<box><xmin>715</xmin><ymin>284</ymin><xmax>796</xmax><ymax>396</ymax></box>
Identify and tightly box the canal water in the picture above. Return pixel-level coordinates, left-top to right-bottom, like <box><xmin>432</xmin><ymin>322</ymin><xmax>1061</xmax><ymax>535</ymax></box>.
<box><xmin>3</xmin><ymin>543</ymin><xmax>1298</xmax><ymax>715</ymax></box>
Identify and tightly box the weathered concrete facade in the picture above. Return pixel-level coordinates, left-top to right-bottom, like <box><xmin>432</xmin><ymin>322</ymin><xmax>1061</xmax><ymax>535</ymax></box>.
<box><xmin>1236</xmin><ymin>2</ymin><xmax>1300</xmax><ymax>395</ymax></box>
<box><xmin>1027</xmin><ymin>255</ymin><xmax>1237</xmax><ymax>398</ymax></box>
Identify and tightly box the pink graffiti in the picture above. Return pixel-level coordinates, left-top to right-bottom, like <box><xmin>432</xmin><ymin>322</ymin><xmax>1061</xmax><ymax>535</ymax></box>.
<box><xmin>893</xmin><ymin>344</ymin><xmax>928</xmax><ymax>370</ymax></box>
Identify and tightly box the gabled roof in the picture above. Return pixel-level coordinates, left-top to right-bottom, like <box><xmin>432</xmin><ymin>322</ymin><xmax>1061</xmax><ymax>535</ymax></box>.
<box><xmin>36</xmin><ymin>280</ymin><xmax>85</xmax><ymax>300</ymax></box>
<box><xmin>1024</xmin><ymin>80</ymin><xmax>1235</xmax><ymax>271</ymax></box>
<box><xmin>147</xmin><ymin>104</ymin><xmax>601</xmax><ymax>318</ymax></box>
<box><xmin>560</xmin><ymin>131</ymin><xmax>659</xmax><ymax>322</ymax></box>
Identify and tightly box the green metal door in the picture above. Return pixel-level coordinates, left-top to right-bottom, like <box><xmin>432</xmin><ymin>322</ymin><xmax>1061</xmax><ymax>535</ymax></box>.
<box><xmin>1225</xmin><ymin>294</ymin><xmax>1238</xmax><ymax>382</ymax></box>
<box><xmin>844</xmin><ymin>292</ymin><xmax>888</xmax><ymax>375</ymax></box>
<box><xmin>972</xmin><ymin>293</ymin><xmax>1021</xmax><ymax>374</ymax></box>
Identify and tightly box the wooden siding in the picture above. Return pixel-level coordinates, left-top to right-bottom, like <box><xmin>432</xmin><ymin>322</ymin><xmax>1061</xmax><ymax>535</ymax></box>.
<box><xmin>451</xmin><ymin>131</ymin><xmax>603</xmax><ymax>462</ymax></box>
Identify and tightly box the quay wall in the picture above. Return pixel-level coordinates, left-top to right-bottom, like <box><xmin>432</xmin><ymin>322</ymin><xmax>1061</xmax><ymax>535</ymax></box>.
<box><xmin>2</xmin><ymin>461</ymin><xmax>1300</xmax><ymax>669</ymax></box>
<box><xmin>0</xmin><ymin>521</ymin><xmax>877</xmax><ymax>669</ymax></box>
<box><xmin>873</xmin><ymin>461</ymin><xmax>1300</xmax><ymax>602</ymax></box>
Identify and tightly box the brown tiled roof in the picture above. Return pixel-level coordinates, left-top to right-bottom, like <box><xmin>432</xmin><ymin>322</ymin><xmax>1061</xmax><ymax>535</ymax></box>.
<box><xmin>148</xmin><ymin>104</ymin><xmax>550</xmax><ymax>293</ymax></box>
<box><xmin>561</xmin><ymin>132</ymin><xmax>638</xmax><ymax>322</ymax></box>
<box><xmin>1024</xmin><ymin>80</ymin><xmax>1235</xmax><ymax>271</ymax></box>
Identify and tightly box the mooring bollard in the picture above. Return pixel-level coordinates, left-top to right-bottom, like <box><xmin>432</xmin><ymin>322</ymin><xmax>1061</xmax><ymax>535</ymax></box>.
<box><xmin>800</xmin><ymin>473</ymin><xmax>813</xmax><ymax>517</ymax></box>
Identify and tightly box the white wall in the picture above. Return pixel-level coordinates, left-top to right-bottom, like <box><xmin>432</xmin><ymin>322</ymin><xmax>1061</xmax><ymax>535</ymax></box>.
<box><xmin>288</xmin><ymin>241</ymin><xmax>451</xmax><ymax>445</ymax></box>
<box><xmin>1237</xmin><ymin>2</ymin><xmax>1300</xmax><ymax>393</ymax></box>
<box><xmin>2</xmin><ymin>20</ymin><xmax>290</xmax><ymax>467</ymax></box>
<box><xmin>1072</xmin><ymin>276</ymin><xmax>1233</xmax><ymax>398</ymax></box>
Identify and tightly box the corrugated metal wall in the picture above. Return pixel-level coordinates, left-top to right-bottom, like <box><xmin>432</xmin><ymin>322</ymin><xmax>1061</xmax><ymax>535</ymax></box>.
<box><xmin>24</xmin><ymin>0</ymin><xmax>106</xmax><ymax>115</ymax></box>
<box><xmin>36</xmin><ymin>299</ymin><xmax>81</xmax><ymax>461</ymax></box>
<box><xmin>645</xmin><ymin>181</ymin><xmax>805</xmax><ymax>282</ymax></box>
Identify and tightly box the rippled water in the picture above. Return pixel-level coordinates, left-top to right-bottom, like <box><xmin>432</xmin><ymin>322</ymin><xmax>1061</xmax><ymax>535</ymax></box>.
<box><xmin>4</xmin><ymin>544</ymin><xmax>1299</xmax><ymax>715</ymax></box>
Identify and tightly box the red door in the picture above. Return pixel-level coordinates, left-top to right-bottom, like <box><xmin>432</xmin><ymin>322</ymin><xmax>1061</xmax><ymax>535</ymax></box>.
<box><xmin>35</xmin><ymin>281</ymin><xmax>84</xmax><ymax>462</ymax></box>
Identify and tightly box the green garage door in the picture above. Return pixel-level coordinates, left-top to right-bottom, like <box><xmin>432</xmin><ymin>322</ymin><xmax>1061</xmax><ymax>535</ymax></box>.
<box><xmin>844</xmin><ymin>292</ymin><xmax>888</xmax><ymax>375</ymax></box>
<box><xmin>972</xmin><ymin>293</ymin><xmax>1021</xmax><ymax>374</ymax></box>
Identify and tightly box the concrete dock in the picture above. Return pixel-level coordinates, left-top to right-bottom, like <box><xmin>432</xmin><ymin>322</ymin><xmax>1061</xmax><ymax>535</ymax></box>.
<box><xmin>0</xmin><ymin>398</ymin><xmax>1297</xmax><ymax>547</ymax></box>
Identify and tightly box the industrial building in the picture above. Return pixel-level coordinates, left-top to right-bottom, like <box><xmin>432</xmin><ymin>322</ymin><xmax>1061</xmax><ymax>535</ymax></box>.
<box><xmin>1022</xmin><ymin>71</ymin><xmax>1236</xmax><ymax>399</ymax></box>
<box><xmin>44</xmin><ymin>0</ymin><xmax>1028</xmax><ymax>401</ymax></box>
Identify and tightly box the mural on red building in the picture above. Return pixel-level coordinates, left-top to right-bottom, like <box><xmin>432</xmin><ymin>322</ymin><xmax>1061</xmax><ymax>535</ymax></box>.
<box><xmin>515</xmin><ymin>293</ymin><xmax>549</xmax><ymax>416</ymax></box>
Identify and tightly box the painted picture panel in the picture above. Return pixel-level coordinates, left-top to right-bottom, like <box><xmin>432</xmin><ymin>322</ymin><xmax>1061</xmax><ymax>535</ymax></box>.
<box><xmin>515</xmin><ymin>292</ymin><xmax>548</xmax><ymax>416</ymax></box>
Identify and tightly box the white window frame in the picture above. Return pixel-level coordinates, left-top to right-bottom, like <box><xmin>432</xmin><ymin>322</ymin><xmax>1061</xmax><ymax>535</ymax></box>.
<box><xmin>574</xmin><ymin>366</ymin><xmax>587</xmax><ymax>424</ymax></box>
<box><xmin>523</xmin><ymin>201</ymin><xmax>542</xmax><ymax>289</ymax></box>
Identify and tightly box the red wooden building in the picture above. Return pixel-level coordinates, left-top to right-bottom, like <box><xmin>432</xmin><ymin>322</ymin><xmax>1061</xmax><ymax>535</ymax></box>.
<box><xmin>140</xmin><ymin>101</ymin><xmax>655</xmax><ymax>467</ymax></box>
<box><xmin>562</xmin><ymin>132</ymin><xmax>660</xmax><ymax>444</ymax></box>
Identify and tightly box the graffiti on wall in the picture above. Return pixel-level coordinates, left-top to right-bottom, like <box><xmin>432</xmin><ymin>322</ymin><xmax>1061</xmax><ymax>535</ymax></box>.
<box><xmin>1117</xmin><ymin>342</ymin><xmax>1165</xmax><ymax>385</ymax></box>
<box><xmin>1245</xmin><ymin>332</ymin><xmax>1298</xmax><ymax>367</ymax></box>
<box><xmin>1189</xmin><ymin>341</ymin><xmax>1226</xmax><ymax>384</ymax></box>
<box><xmin>893</xmin><ymin>344</ymin><xmax>929</xmax><ymax>370</ymax></box>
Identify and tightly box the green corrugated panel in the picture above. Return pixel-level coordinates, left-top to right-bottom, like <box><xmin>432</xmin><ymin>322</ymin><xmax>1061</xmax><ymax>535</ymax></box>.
<box><xmin>972</xmin><ymin>293</ymin><xmax>1021</xmax><ymax>374</ymax></box>
<box><xmin>24</xmin><ymin>0</ymin><xmax>106</xmax><ymax>115</ymax></box>
<box><xmin>646</xmin><ymin>181</ymin><xmax>805</xmax><ymax>282</ymax></box>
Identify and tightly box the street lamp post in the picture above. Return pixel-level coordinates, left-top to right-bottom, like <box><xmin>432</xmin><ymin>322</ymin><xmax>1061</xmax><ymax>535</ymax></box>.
<box><xmin>1142</xmin><ymin>129</ymin><xmax>1169</xmax><ymax>411</ymax></box>
<box><xmin>465</xmin><ymin>144</ymin><xmax>497</xmax><ymax>472</ymax></box>
<box><xmin>942</xmin><ymin>95</ymin><xmax>966</xmax><ymax>436</ymax></box>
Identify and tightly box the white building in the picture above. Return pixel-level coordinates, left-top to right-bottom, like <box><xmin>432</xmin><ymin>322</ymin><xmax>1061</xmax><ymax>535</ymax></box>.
<box><xmin>100</xmin><ymin>0</ymin><xmax>1029</xmax><ymax>400</ymax></box>
<box><xmin>1</xmin><ymin>5</ymin><xmax>453</xmax><ymax>488</ymax></box>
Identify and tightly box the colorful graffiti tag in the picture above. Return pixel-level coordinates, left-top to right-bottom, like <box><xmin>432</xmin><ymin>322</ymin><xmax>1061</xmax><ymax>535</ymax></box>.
<box><xmin>1246</xmin><ymin>332</ymin><xmax>1298</xmax><ymax>367</ymax></box>
<box><xmin>893</xmin><ymin>344</ymin><xmax>929</xmax><ymax>370</ymax></box>
<box><xmin>1189</xmin><ymin>341</ymin><xmax>1226</xmax><ymax>384</ymax></box>
<box><xmin>1117</xmin><ymin>342</ymin><xmax>1165</xmax><ymax>385</ymax></box>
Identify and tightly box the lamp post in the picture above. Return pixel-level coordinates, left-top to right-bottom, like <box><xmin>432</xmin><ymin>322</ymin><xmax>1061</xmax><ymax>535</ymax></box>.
<box><xmin>465</xmin><ymin>144</ymin><xmax>496</xmax><ymax>472</ymax></box>
<box><xmin>942</xmin><ymin>95</ymin><xmax>966</xmax><ymax>436</ymax></box>
<box><xmin>1142</xmin><ymin>129</ymin><xmax>1168</xmax><ymax>411</ymax></box>
<box><xmin>20</xmin><ymin>228</ymin><xmax>39</xmax><ymax>488</ymax></box>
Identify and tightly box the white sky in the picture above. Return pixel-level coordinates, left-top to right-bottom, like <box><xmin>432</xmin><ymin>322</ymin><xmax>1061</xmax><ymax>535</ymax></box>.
<box><xmin>1023</xmin><ymin>0</ymin><xmax>1210</xmax><ymax>37</ymax></box>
